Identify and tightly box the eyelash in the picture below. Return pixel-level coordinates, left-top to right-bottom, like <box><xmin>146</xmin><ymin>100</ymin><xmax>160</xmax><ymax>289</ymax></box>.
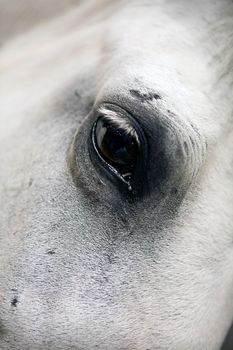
<box><xmin>89</xmin><ymin>103</ymin><xmax>148</xmax><ymax>199</ymax></box>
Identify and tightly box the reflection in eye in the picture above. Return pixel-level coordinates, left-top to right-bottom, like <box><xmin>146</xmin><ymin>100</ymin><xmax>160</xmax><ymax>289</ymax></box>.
<box><xmin>93</xmin><ymin>108</ymin><xmax>140</xmax><ymax>185</ymax></box>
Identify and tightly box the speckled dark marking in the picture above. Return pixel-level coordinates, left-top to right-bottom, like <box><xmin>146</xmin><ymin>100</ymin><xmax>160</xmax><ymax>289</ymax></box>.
<box><xmin>11</xmin><ymin>297</ymin><xmax>18</xmax><ymax>307</ymax></box>
<box><xmin>28</xmin><ymin>178</ymin><xmax>33</xmax><ymax>187</ymax></box>
<box><xmin>167</xmin><ymin>110</ymin><xmax>176</xmax><ymax>117</ymax></box>
<box><xmin>130</xmin><ymin>89</ymin><xmax>161</xmax><ymax>102</ymax></box>
<box><xmin>74</xmin><ymin>90</ymin><xmax>81</xmax><ymax>98</ymax></box>
<box><xmin>46</xmin><ymin>249</ymin><xmax>56</xmax><ymax>255</ymax></box>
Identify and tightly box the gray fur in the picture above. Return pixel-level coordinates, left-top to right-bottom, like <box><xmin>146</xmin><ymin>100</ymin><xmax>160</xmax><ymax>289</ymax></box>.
<box><xmin>0</xmin><ymin>1</ymin><xmax>233</xmax><ymax>349</ymax></box>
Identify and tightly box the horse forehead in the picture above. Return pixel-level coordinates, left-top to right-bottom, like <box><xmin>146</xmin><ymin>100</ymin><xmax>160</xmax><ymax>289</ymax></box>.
<box><xmin>0</xmin><ymin>0</ymin><xmax>218</xmax><ymax>120</ymax></box>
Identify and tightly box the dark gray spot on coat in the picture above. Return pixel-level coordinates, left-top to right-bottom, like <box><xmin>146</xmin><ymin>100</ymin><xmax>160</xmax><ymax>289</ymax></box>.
<box><xmin>130</xmin><ymin>89</ymin><xmax>161</xmax><ymax>102</ymax></box>
<box><xmin>28</xmin><ymin>178</ymin><xmax>33</xmax><ymax>187</ymax></box>
<box><xmin>74</xmin><ymin>90</ymin><xmax>81</xmax><ymax>98</ymax></box>
<box><xmin>167</xmin><ymin>110</ymin><xmax>176</xmax><ymax>118</ymax></box>
<box><xmin>183</xmin><ymin>141</ymin><xmax>188</xmax><ymax>153</ymax></box>
<box><xmin>46</xmin><ymin>249</ymin><xmax>56</xmax><ymax>255</ymax></box>
<box><xmin>11</xmin><ymin>297</ymin><xmax>18</xmax><ymax>307</ymax></box>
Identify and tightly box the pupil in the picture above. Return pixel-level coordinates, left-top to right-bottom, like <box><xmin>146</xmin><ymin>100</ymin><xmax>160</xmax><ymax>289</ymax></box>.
<box><xmin>94</xmin><ymin>116</ymin><xmax>139</xmax><ymax>179</ymax></box>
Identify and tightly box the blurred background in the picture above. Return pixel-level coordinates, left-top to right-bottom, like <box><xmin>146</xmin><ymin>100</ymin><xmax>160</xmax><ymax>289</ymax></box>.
<box><xmin>0</xmin><ymin>0</ymin><xmax>81</xmax><ymax>41</ymax></box>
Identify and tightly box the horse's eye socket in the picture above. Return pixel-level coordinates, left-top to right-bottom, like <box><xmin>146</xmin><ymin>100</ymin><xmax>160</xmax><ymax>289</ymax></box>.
<box><xmin>93</xmin><ymin>114</ymin><xmax>140</xmax><ymax>183</ymax></box>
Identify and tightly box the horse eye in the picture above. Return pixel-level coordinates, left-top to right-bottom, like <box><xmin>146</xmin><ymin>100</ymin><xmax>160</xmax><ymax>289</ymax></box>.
<box><xmin>92</xmin><ymin>113</ymin><xmax>140</xmax><ymax>184</ymax></box>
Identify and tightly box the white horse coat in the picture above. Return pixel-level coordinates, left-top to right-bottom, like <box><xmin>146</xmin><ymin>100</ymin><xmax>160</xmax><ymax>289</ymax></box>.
<box><xmin>0</xmin><ymin>1</ymin><xmax>233</xmax><ymax>349</ymax></box>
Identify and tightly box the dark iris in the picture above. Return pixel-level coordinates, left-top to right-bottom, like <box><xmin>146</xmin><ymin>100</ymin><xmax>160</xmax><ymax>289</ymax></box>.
<box><xmin>93</xmin><ymin>116</ymin><xmax>139</xmax><ymax>182</ymax></box>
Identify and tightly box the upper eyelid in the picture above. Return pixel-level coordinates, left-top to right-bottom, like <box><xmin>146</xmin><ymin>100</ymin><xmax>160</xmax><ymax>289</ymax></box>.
<box><xmin>98</xmin><ymin>98</ymin><xmax>207</xmax><ymax>180</ymax></box>
<box><xmin>97</xmin><ymin>106</ymin><xmax>140</xmax><ymax>143</ymax></box>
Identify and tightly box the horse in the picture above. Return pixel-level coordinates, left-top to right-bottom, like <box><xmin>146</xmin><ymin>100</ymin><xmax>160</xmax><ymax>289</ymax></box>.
<box><xmin>0</xmin><ymin>0</ymin><xmax>233</xmax><ymax>349</ymax></box>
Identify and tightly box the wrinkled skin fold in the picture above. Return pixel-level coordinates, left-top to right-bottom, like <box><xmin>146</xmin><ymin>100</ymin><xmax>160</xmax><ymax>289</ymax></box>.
<box><xmin>0</xmin><ymin>1</ymin><xmax>233</xmax><ymax>349</ymax></box>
